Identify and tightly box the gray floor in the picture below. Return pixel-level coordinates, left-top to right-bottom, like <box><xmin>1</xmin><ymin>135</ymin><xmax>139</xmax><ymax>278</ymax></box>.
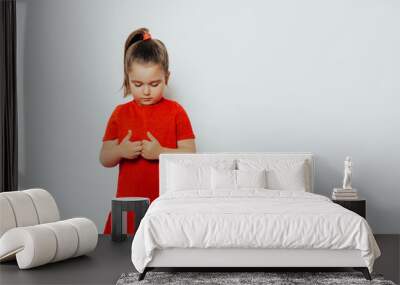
<box><xmin>0</xmin><ymin>235</ymin><xmax>399</xmax><ymax>285</ymax></box>
<box><xmin>0</xmin><ymin>235</ymin><xmax>134</xmax><ymax>285</ymax></box>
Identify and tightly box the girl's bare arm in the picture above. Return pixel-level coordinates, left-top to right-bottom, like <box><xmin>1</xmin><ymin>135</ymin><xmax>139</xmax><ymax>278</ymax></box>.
<box><xmin>160</xmin><ymin>139</ymin><xmax>196</xmax><ymax>154</ymax></box>
<box><xmin>100</xmin><ymin>137</ymin><xmax>195</xmax><ymax>167</ymax></box>
<box><xmin>99</xmin><ymin>139</ymin><xmax>122</xmax><ymax>168</ymax></box>
<box><xmin>100</xmin><ymin>130</ymin><xmax>144</xmax><ymax>167</ymax></box>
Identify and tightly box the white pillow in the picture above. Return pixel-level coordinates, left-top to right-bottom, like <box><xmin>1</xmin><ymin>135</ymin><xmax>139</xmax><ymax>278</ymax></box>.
<box><xmin>237</xmin><ymin>159</ymin><xmax>308</xmax><ymax>191</ymax></box>
<box><xmin>236</xmin><ymin>169</ymin><xmax>267</xmax><ymax>188</ymax></box>
<box><xmin>211</xmin><ymin>168</ymin><xmax>267</xmax><ymax>190</ymax></box>
<box><xmin>211</xmin><ymin>168</ymin><xmax>236</xmax><ymax>190</ymax></box>
<box><xmin>167</xmin><ymin>160</ymin><xmax>235</xmax><ymax>191</ymax></box>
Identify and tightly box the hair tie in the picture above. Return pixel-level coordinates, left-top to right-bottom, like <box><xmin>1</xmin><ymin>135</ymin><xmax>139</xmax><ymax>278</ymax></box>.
<box><xmin>143</xmin><ymin>31</ymin><xmax>152</xmax><ymax>41</ymax></box>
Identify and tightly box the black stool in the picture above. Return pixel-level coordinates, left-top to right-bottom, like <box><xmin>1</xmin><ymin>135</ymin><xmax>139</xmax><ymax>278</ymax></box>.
<box><xmin>111</xmin><ymin>197</ymin><xmax>150</xmax><ymax>242</ymax></box>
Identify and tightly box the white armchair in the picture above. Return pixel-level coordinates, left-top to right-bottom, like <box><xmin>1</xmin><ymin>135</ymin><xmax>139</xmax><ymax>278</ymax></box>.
<box><xmin>0</xmin><ymin>188</ymin><xmax>98</xmax><ymax>269</ymax></box>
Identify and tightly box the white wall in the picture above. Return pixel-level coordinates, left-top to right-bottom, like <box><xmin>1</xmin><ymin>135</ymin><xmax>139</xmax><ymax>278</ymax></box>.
<box><xmin>17</xmin><ymin>0</ymin><xmax>400</xmax><ymax>233</ymax></box>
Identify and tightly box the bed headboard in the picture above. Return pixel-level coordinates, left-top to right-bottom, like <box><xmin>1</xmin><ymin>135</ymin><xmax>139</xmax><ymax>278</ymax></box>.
<box><xmin>159</xmin><ymin>152</ymin><xmax>315</xmax><ymax>195</ymax></box>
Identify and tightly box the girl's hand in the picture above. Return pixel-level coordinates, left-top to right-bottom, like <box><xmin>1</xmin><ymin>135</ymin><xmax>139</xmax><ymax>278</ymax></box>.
<box><xmin>118</xmin><ymin>130</ymin><xmax>143</xmax><ymax>159</ymax></box>
<box><xmin>141</xmin><ymin>131</ymin><xmax>162</xmax><ymax>160</ymax></box>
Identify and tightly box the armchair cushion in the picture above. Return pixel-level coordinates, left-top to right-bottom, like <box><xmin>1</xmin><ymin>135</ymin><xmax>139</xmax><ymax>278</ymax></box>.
<box><xmin>0</xmin><ymin>218</ymin><xmax>98</xmax><ymax>269</ymax></box>
<box><xmin>0</xmin><ymin>189</ymin><xmax>98</xmax><ymax>269</ymax></box>
<box><xmin>0</xmin><ymin>188</ymin><xmax>60</xmax><ymax>236</ymax></box>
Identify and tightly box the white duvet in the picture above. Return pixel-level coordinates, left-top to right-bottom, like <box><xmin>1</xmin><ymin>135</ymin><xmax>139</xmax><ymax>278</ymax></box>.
<box><xmin>131</xmin><ymin>189</ymin><xmax>381</xmax><ymax>273</ymax></box>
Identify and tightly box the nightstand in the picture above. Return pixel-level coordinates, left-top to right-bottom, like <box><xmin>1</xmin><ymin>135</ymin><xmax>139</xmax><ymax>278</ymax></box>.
<box><xmin>332</xmin><ymin>199</ymin><xmax>366</xmax><ymax>219</ymax></box>
<box><xmin>111</xmin><ymin>197</ymin><xmax>150</xmax><ymax>242</ymax></box>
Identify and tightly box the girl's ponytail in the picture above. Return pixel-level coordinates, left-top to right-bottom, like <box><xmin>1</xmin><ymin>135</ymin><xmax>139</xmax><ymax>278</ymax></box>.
<box><xmin>122</xmin><ymin>27</ymin><xmax>169</xmax><ymax>97</ymax></box>
<box><xmin>123</xmin><ymin>28</ymin><xmax>150</xmax><ymax>62</ymax></box>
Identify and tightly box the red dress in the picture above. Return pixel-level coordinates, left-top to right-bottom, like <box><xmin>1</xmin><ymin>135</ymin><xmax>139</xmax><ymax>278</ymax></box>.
<box><xmin>102</xmin><ymin>97</ymin><xmax>196</xmax><ymax>234</ymax></box>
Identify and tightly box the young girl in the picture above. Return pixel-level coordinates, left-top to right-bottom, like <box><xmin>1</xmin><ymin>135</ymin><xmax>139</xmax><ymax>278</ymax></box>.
<box><xmin>100</xmin><ymin>27</ymin><xmax>197</xmax><ymax>235</ymax></box>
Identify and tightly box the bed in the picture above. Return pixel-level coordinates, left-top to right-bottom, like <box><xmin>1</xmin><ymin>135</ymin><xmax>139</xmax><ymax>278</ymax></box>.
<box><xmin>131</xmin><ymin>152</ymin><xmax>381</xmax><ymax>281</ymax></box>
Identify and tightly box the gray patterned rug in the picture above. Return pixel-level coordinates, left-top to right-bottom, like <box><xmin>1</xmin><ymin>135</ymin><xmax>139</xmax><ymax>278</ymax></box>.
<box><xmin>116</xmin><ymin>271</ymin><xmax>396</xmax><ymax>285</ymax></box>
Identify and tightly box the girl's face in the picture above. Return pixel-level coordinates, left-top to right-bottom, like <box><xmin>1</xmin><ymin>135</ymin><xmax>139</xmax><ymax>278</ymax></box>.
<box><xmin>128</xmin><ymin>62</ymin><xmax>170</xmax><ymax>106</ymax></box>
